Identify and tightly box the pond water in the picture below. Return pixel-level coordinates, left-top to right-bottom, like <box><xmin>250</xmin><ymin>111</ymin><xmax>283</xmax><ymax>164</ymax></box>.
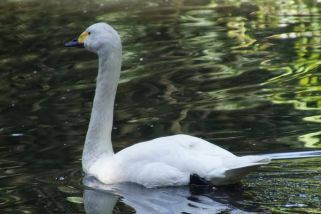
<box><xmin>1</xmin><ymin>0</ymin><xmax>321</xmax><ymax>213</ymax></box>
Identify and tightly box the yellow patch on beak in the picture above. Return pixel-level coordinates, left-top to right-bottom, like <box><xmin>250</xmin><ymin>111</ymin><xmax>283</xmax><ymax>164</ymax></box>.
<box><xmin>78</xmin><ymin>31</ymin><xmax>89</xmax><ymax>44</ymax></box>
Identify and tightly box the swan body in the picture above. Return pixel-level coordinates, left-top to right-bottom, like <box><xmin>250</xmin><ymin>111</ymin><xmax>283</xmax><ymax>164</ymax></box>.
<box><xmin>65</xmin><ymin>23</ymin><xmax>270</xmax><ymax>188</ymax></box>
<box><xmin>88</xmin><ymin>134</ymin><xmax>269</xmax><ymax>188</ymax></box>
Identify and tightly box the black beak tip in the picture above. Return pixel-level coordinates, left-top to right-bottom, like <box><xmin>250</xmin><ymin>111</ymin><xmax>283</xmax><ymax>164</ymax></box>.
<box><xmin>64</xmin><ymin>41</ymin><xmax>76</xmax><ymax>47</ymax></box>
<box><xmin>64</xmin><ymin>38</ymin><xmax>84</xmax><ymax>48</ymax></box>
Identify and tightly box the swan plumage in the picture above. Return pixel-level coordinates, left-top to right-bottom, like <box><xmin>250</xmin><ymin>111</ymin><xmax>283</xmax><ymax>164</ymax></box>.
<box><xmin>65</xmin><ymin>22</ymin><xmax>270</xmax><ymax>188</ymax></box>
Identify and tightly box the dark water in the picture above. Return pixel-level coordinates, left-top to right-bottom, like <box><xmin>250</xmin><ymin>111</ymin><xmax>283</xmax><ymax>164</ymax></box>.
<box><xmin>1</xmin><ymin>0</ymin><xmax>321</xmax><ymax>213</ymax></box>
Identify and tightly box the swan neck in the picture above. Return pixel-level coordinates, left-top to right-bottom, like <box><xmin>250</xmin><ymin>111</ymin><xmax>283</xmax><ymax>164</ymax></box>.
<box><xmin>82</xmin><ymin>48</ymin><xmax>121</xmax><ymax>172</ymax></box>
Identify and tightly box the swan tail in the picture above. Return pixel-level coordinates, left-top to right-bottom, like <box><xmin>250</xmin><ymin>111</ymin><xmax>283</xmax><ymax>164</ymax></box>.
<box><xmin>225</xmin><ymin>155</ymin><xmax>270</xmax><ymax>183</ymax></box>
<box><xmin>208</xmin><ymin>156</ymin><xmax>270</xmax><ymax>185</ymax></box>
<box><xmin>237</xmin><ymin>155</ymin><xmax>271</xmax><ymax>166</ymax></box>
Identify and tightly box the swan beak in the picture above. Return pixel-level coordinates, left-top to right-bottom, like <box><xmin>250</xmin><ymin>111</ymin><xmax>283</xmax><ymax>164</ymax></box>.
<box><xmin>64</xmin><ymin>31</ymin><xmax>89</xmax><ymax>48</ymax></box>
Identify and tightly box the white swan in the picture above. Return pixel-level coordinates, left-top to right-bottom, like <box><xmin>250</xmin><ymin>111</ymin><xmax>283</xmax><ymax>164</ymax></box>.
<box><xmin>65</xmin><ymin>22</ymin><xmax>270</xmax><ymax>188</ymax></box>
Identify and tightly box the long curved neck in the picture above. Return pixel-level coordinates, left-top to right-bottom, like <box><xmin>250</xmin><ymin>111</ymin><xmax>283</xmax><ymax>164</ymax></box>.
<box><xmin>82</xmin><ymin>47</ymin><xmax>122</xmax><ymax>172</ymax></box>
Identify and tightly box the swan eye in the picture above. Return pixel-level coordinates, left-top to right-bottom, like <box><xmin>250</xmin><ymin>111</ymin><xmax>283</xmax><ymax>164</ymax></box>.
<box><xmin>88</xmin><ymin>32</ymin><xmax>91</xmax><ymax>35</ymax></box>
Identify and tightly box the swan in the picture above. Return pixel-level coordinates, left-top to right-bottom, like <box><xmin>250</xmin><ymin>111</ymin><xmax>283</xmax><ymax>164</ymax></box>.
<box><xmin>65</xmin><ymin>22</ymin><xmax>270</xmax><ymax>188</ymax></box>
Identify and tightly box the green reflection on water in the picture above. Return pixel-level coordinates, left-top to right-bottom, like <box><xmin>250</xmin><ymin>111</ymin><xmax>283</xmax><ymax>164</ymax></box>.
<box><xmin>1</xmin><ymin>0</ymin><xmax>321</xmax><ymax>213</ymax></box>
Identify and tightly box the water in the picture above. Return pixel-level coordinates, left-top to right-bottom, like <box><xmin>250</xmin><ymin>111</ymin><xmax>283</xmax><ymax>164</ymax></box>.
<box><xmin>1</xmin><ymin>0</ymin><xmax>321</xmax><ymax>213</ymax></box>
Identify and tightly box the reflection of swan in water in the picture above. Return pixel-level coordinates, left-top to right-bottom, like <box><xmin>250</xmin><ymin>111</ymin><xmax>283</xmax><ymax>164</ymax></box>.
<box><xmin>83</xmin><ymin>176</ymin><xmax>253</xmax><ymax>214</ymax></box>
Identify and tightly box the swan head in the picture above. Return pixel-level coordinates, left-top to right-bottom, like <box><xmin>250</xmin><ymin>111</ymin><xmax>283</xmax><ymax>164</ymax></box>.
<box><xmin>65</xmin><ymin>22</ymin><xmax>121</xmax><ymax>55</ymax></box>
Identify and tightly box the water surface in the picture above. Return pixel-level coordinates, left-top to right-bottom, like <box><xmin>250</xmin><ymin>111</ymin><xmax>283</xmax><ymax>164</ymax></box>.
<box><xmin>1</xmin><ymin>0</ymin><xmax>321</xmax><ymax>213</ymax></box>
